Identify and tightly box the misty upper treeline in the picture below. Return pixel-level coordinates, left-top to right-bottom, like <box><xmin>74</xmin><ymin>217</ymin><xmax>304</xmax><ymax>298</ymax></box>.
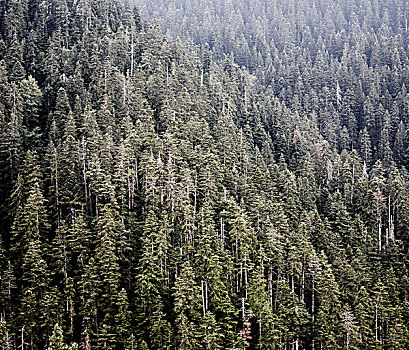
<box><xmin>0</xmin><ymin>0</ymin><xmax>408</xmax><ymax>349</ymax></box>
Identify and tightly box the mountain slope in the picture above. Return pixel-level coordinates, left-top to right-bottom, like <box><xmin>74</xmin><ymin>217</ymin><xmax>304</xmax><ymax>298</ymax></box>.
<box><xmin>0</xmin><ymin>0</ymin><xmax>408</xmax><ymax>349</ymax></box>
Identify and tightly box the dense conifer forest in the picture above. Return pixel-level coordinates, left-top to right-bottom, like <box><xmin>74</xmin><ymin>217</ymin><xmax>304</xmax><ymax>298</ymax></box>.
<box><xmin>0</xmin><ymin>0</ymin><xmax>409</xmax><ymax>349</ymax></box>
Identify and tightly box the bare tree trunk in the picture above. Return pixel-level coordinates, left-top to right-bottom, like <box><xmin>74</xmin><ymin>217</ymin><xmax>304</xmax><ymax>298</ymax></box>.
<box><xmin>82</xmin><ymin>136</ymin><xmax>88</xmax><ymax>207</ymax></box>
<box><xmin>375</xmin><ymin>302</ymin><xmax>378</xmax><ymax>342</ymax></box>
<box><xmin>259</xmin><ymin>314</ymin><xmax>262</xmax><ymax>345</ymax></box>
<box><xmin>205</xmin><ymin>277</ymin><xmax>209</xmax><ymax>311</ymax></box>
<box><xmin>268</xmin><ymin>265</ymin><xmax>273</xmax><ymax>309</ymax></box>
<box><xmin>20</xmin><ymin>326</ymin><xmax>25</xmax><ymax>350</ymax></box>
<box><xmin>301</xmin><ymin>267</ymin><xmax>305</xmax><ymax>302</ymax></box>
<box><xmin>220</xmin><ymin>217</ymin><xmax>225</xmax><ymax>250</ymax></box>
<box><xmin>312</xmin><ymin>278</ymin><xmax>315</xmax><ymax>350</ymax></box>
<box><xmin>201</xmin><ymin>280</ymin><xmax>206</xmax><ymax>316</ymax></box>
<box><xmin>291</xmin><ymin>267</ymin><xmax>295</xmax><ymax>293</ymax></box>
<box><xmin>378</xmin><ymin>217</ymin><xmax>382</xmax><ymax>252</ymax></box>
<box><xmin>130</xmin><ymin>37</ymin><xmax>134</xmax><ymax>78</ymax></box>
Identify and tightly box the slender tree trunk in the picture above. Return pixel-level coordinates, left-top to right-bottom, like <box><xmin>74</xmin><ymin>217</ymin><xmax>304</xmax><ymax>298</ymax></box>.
<box><xmin>130</xmin><ymin>37</ymin><xmax>134</xmax><ymax>78</ymax></box>
<box><xmin>388</xmin><ymin>196</ymin><xmax>391</xmax><ymax>243</ymax></box>
<box><xmin>82</xmin><ymin>136</ymin><xmax>88</xmax><ymax>207</ymax></box>
<box><xmin>301</xmin><ymin>267</ymin><xmax>305</xmax><ymax>302</ymax></box>
<box><xmin>291</xmin><ymin>267</ymin><xmax>294</xmax><ymax>293</ymax></box>
<box><xmin>378</xmin><ymin>217</ymin><xmax>382</xmax><ymax>251</ymax></box>
<box><xmin>244</xmin><ymin>254</ymin><xmax>248</xmax><ymax>298</ymax></box>
<box><xmin>259</xmin><ymin>313</ymin><xmax>262</xmax><ymax>347</ymax></box>
<box><xmin>205</xmin><ymin>281</ymin><xmax>208</xmax><ymax>310</ymax></box>
<box><xmin>312</xmin><ymin>278</ymin><xmax>315</xmax><ymax>350</ymax></box>
<box><xmin>21</xmin><ymin>326</ymin><xmax>25</xmax><ymax>350</ymax></box>
<box><xmin>268</xmin><ymin>265</ymin><xmax>273</xmax><ymax>309</ymax></box>
<box><xmin>220</xmin><ymin>217</ymin><xmax>225</xmax><ymax>249</ymax></box>
<box><xmin>201</xmin><ymin>280</ymin><xmax>206</xmax><ymax>316</ymax></box>
<box><xmin>375</xmin><ymin>301</ymin><xmax>378</xmax><ymax>342</ymax></box>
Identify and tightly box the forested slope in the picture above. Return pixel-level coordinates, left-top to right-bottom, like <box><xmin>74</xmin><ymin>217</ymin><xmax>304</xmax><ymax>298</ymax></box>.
<box><xmin>136</xmin><ymin>0</ymin><xmax>409</xmax><ymax>169</ymax></box>
<box><xmin>0</xmin><ymin>0</ymin><xmax>408</xmax><ymax>349</ymax></box>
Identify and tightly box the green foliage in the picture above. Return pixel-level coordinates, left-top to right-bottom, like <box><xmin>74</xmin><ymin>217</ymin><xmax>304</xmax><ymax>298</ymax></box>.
<box><xmin>0</xmin><ymin>1</ymin><xmax>408</xmax><ymax>349</ymax></box>
<box><xmin>48</xmin><ymin>323</ymin><xmax>78</xmax><ymax>350</ymax></box>
<box><xmin>173</xmin><ymin>263</ymin><xmax>202</xmax><ymax>349</ymax></box>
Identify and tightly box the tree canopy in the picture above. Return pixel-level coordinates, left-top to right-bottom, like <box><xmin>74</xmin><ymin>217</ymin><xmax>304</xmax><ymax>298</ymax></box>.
<box><xmin>1</xmin><ymin>0</ymin><xmax>409</xmax><ymax>349</ymax></box>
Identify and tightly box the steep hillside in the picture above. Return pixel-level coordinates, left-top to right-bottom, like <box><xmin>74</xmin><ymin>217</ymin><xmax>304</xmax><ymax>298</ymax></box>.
<box><xmin>0</xmin><ymin>0</ymin><xmax>408</xmax><ymax>349</ymax></box>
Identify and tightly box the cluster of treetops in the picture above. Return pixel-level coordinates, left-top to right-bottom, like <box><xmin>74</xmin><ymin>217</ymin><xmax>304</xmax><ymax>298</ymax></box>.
<box><xmin>0</xmin><ymin>0</ymin><xmax>408</xmax><ymax>349</ymax></box>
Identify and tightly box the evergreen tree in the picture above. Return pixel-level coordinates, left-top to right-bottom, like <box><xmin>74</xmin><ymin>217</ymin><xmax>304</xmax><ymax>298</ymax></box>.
<box><xmin>47</xmin><ymin>323</ymin><xmax>78</xmax><ymax>350</ymax></box>
<box><xmin>0</xmin><ymin>0</ymin><xmax>409</xmax><ymax>348</ymax></box>
<box><xmin>172</xmin><ymin>263</ymin><xmax>202</xmax><ymax>349</ymax></box>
